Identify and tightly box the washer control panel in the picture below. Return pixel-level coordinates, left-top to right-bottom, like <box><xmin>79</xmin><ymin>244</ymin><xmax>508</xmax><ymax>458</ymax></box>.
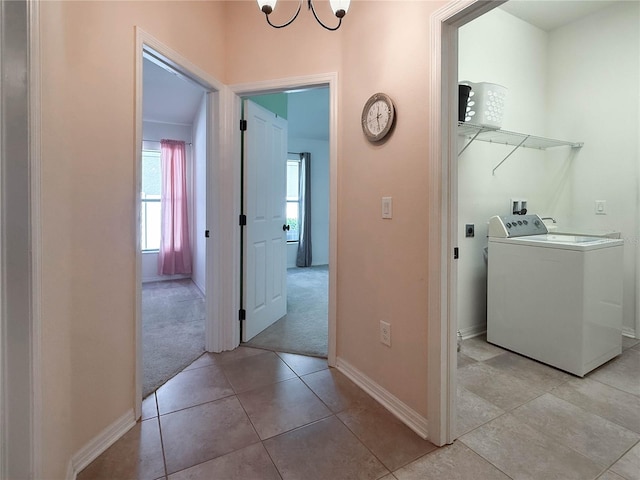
<box><xmin>488</xmin><ymin>214</ymin><xmax>548</xmax><ymax>238</ymax></box>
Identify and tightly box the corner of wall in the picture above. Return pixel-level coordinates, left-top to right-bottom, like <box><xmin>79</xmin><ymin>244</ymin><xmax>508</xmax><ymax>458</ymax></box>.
<box><xmin>66</xmin><ymin>409</ymin><xmax>136</xmax><ymax>480</ymax></box>
<box><xmin>336</xmin><ymin>357</ymin><xmax>429</xmax><ymax>440</ymax></box>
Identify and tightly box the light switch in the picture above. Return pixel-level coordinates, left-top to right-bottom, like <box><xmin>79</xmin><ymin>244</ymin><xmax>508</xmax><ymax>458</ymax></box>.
<box><xmin>382</xmin><ymin>197</ymin><xmax>393</xmax><ymax>219</ymax></box>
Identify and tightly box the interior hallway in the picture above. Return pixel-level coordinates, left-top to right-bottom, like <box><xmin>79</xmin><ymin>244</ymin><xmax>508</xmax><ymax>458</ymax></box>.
<box><xmin>79</xmin><ymin>336</ymin><xmax>640</xmax><ymax>479</ymax></box>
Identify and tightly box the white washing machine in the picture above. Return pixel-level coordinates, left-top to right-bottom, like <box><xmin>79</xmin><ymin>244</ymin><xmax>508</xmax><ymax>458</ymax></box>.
<box><xmin>487</xmin><ymin>214</ymin><xmax>624</xmax><ymax>376</ymax></box>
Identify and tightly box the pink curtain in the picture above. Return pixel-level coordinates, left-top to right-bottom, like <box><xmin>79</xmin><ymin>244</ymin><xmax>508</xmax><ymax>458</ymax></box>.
<box><xmin>158</xmin><ymin>139</ymin><xmax>192</xmax><ymax>275</ymax></box>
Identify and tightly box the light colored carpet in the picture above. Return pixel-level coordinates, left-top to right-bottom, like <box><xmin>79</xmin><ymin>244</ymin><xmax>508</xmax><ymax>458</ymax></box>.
<box><xmin>142</xmin><ymin>279</ymin><xmax>205</xmax><ymax>397</ymax></box>
<box><xmin>244</xmin><ymin>265</ymin><xmax>328</xmax><ymax>358</ymax></box>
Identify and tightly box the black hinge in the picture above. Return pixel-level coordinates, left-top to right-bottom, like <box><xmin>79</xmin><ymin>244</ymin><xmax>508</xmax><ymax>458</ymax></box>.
<box><xmin>240</xmin><ymin>119</ymin><xmax>247</xmax><ymax>131</ymax></box>
<box><xmin>454</xmin><ymin>247</ymin><xmax>459</xmax><ymax>259</ymax></box>
<box><xmin>205</xmin><ymin>230</ymin><xmax>210</xmax><ymax>238</ymax></box>
<box><xmin>238</xmin><ymin>309</ymin><xmax>246</xmax><ymax>321</ymax></box>
<box><xmin>239</xmin><ymin>214</ymin><xmax>247</xmax><ymax>226</ymax></box>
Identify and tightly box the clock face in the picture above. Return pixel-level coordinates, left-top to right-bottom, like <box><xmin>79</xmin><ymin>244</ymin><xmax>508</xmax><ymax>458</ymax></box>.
<box><xmin>362</xmin><ymin>93</ymin><xmax>395</xmax><ymax>142</ymax></box>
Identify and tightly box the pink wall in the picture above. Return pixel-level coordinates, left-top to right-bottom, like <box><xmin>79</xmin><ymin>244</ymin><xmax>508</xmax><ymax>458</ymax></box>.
<box><xmin>225</xmin><ymin>0</ymin><xmax>445</xmax><ymax>416</ymax></box>
<box><xmin>223</xmin><ymin>1</ymin><xmax>343</xmax><ymax>84</ymax></box>
<box><xmin>338</xmin><ymin>1</ymin><xmax>444</xmax><ymax>415</ymax></box>
<box><xmin>39</xmin><ymin>1</ymin><xmax>226</xmax><ymax>476</ymax></box>
<box><xmin>39</xmin><ymin>0</ymin><xmax>449</xmax><ymax>474</ymax></box>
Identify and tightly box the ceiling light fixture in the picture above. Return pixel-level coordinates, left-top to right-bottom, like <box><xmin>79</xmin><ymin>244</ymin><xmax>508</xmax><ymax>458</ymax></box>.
<box><xmin>257</xmin><ymin>0</ymin><xmax>350</xmax><ymax>31</ymax></box>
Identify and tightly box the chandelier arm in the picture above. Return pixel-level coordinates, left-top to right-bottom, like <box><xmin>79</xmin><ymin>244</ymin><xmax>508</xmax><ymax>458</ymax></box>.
<box><xmin>265</xmin><ymin>0</ymin><xmax>303</xmax><ymax>29</ymax></box>
<box><xmin>307</xmin><ymin>0</ymin><xmax>342</xmax><ymax>31</ymax></box>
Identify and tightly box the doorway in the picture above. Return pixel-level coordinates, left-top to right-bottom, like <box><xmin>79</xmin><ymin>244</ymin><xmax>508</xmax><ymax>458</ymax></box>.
<box><xmin>427</xmin><ymin>0</ymin><xmax>504</xmax><ymax>447</ymax></box>
<box><xmin>139</xmin><ymin>53</ymin><xmax>209</xmax><ymax>397</ymax></box>
<box><xmin>230</xmin><ymin>73</ymin><xmax>338</xmax><ymax>367</ymax></box>
<box><xmin>242</xmin><ymin>88</ymin><xmax>331</xmax><ymax>358</ymax></box>
<box><xmin>134</xmin><ymin>28</ymin><xmax>226</xmax><ymax>418</ymax></box>
<box><xmin>430</xmin><ymin>0</ymin><xmax>640</xmax><ymax>447</ymax></box>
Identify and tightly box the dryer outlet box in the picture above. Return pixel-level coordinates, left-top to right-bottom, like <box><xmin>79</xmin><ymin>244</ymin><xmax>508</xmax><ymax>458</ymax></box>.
<box><xmin>465</xmin><ymin>224</ymin><xmax>475</xmax><ymax>237</ymax></box>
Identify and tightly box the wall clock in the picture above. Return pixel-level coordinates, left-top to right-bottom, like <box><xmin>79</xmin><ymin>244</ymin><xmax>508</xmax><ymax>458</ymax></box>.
<box><xmin>361</xmin><ymin>92</ymin><xmax>396</xmax><ymax>143</ymax></box>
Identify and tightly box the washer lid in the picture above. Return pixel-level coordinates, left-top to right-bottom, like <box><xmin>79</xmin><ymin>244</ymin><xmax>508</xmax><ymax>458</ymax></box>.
<box><xmin>492</xmin><ymin>233</ymin><xmax>624</xmax><ymax>251</ymax></box>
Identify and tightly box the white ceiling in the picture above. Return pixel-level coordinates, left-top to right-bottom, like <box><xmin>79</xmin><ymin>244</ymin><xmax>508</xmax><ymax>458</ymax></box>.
<box><xmin>499</xmin><ymin>0</ymin><xmax>616</xmax><ymax>31</ymax></box>
<box><xmin>143</xmin><ymin>57</ymin><xmax>329</xmax><ymax>139</ymax></box>
<box><xmin>143</xmin><ymin>58</ymin><xmax>206</xmax><ymax>125</ymax></box>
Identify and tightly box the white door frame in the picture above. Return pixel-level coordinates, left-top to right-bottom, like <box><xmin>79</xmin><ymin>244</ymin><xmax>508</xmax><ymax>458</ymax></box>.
<box><xmin>1</xmin><ymin>0</ymin><xmax>42</xmax><ymax>476</ymax></box>
<box><xmin>134</xmin><ymin>28</ymin><xmax>228</xmax><ymax>417</ymax></box>
<box><xmin>229</xmin><ymin>73</ymin><xmax>339</xmax><ymax>366</ymax></box>
<box><xmin>427</xmin><ymin>0</ymin><xmax>503</xmax><ymax>447</ymax></box>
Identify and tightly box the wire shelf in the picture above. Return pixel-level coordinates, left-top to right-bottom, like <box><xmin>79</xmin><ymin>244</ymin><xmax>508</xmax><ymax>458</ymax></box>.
<box><xmin>457</xmin><ymin>122</ymin><xmax>583</xmax><ymax>174</ymax></box>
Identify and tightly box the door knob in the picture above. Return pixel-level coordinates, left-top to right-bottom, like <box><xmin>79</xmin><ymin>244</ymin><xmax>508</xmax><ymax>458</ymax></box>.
<box><xmin>282</xmin><ymin>224</ymin><xmax>290</xmax><ymax>231</ymax></box>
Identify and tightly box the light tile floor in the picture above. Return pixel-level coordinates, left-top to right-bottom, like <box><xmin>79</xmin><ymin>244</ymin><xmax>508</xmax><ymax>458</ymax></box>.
<box><xmin>79</xmin><ymin>336</ymin><xmax>640</xmax><ymax>480</ymax></box>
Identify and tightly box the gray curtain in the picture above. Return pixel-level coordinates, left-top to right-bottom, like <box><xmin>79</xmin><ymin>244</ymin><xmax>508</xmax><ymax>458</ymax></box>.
<box><xmin>296</xmin><ymin>152</ymin><xmax>312</xmax><ymax>267</ymax></box>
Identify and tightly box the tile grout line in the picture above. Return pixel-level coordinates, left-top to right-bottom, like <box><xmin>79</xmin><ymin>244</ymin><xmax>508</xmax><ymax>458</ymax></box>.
<box><xmin>331</xmin><ymin>411</ymin><xmax>394</xmax><ymax>476</ymax></box>
<box><xmin>544</xmin><ymin>389</ymin><xmax>640</xmax><ymax>437</ymax></box>
<box><xmin>258</xmin><ymin>433</ymin><xmax>285</xmax><ymax>480</ymax></box>
<box><xmin>453</xmin><ymin>438</ymin><xmax>517</xmax><ymax>480</ymax></box>
<box><xmin>458</xmin><ymin>342</ymin><xmax>638</xmax><ymax>479</ymax></box>
<box><xmin>262</xmin><ymin>354</ymin><xmax>394</xmax><ymax>476</ymax></box>
<box><xmin>154</xmin><ymin>392</ymin><xmax>170</xmax><ymax>479</ymax></box>
<box><xmin>599</xmin><ymin>438</ymin><xmax>640</xmax><ymax>475</ymax></box>
<box><xmin>587</xmin><ymin>373</ymin><xmax>640</xmax><ymax>400</ymax></box>
<box><xmin>297</xmin><ymin>364</ymin><xmax>431</xmax><ymax>476</ymax></box>
<box><xmin>152</xmin><ymin>348</ymin><xmax>274</xmax><ymax>477</ymax></box>
<box><xmin>228</xmin><ymin>355</ymin><xmax>334</xmax><ymax>478</ymax></box>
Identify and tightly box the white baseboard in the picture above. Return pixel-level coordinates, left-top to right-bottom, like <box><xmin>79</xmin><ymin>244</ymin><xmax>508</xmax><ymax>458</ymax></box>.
<box><xmin>458</xmin><ymin>324</ymin><xmax>486</xmax><ymax>340</ymax></box>
<box><xmin>336</xmin><ymin>357</ymin><xmax>429</xmax><ymax>440</ymax></box>
<box><xmin>66</xmin><ymin>409</ymin><xmax>136</xmax><ymax>480</ymax></box>
<box><xmin>192</xmin><ymin>278</ymin><xmax>205</xmax><ymax>297</ymax></box>
<box><xmin>142</xmin><ymin>273</ymin><xmax>190</xmax><ymax>284</ymax></box>
<box><xmin>464</xmin><ymin>326</ymin><xmax>636</xmax><ymax>341</ymax></box>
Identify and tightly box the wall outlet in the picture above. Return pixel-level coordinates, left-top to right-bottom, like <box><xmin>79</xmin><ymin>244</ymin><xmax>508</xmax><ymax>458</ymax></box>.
<box><xmin>380</xmin><ymin>320</ymin><xmax>391</xmax><ymax>347</ymax></box>
<box><xmin>595</xmin><ymin>200</ymin><xmax>607</xmax><ymax>215</ymax></box>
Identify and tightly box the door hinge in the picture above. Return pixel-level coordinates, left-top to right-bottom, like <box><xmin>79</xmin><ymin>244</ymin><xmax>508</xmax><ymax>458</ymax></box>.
<box><xmin>205</xmin><ymin>230</ymin><xmax>210</xmax><ymax>238</ymax></box>
<box><xmin>454</xmin><ymin>247</ymin><xmax>459</xmax><ymax>259</ymax></box>
<box><xmin>239</xmin><ymin>214</ymin><xmax>247</xmax><ymax>226</ymax></box>
<box><xmin>240</xmin><ymin>119</ymin><xmax>247</xmax><ymax>131</ymax></box>
<box><xmin>238</xmin><ymin>309</ymin><xmax>246</xmax><ymax>321</ymax></box>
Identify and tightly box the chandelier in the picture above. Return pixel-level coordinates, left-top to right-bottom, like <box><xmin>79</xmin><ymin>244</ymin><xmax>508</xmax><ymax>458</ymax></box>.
<box><xmin>257</xmin><ymin>0</ymin><xmax>351</xmax><ymax>31</ymax></box>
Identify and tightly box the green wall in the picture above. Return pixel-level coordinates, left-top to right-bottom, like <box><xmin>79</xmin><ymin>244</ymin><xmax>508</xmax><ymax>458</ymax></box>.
<box><xmin>247</xmin><ymin>92</ymin><xmax>288</xmax><ymax>119</ymax></box>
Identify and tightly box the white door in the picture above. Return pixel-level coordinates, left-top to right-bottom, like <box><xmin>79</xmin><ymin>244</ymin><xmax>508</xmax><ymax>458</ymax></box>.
<box><xmin>243</xmin><ymin>100</ymin><xmax>288</xmax><ymax>341</ymax></box>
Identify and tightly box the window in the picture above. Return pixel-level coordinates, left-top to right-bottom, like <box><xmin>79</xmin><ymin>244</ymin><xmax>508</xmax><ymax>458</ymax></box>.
<box><xmin>286</xmin><ymin>158</ymin><xmax>300</xmax><ymax>242</ymax></box>
<box><xmin>141</xmin><ymin>150</ymin><xmax>161</xmax><ymax>251</ymax></box>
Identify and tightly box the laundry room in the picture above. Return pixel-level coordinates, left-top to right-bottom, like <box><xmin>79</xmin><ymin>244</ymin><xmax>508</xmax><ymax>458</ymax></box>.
<box><xmin>456</xmin><ymin>1</ymin><xmax>639</xmax><ymax>342</ymax></box>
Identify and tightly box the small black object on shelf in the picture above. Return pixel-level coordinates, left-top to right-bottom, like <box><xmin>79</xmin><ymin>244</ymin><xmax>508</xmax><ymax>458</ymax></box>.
<box><xmin>458</xmin><ymin>84</ymin><xmax>472</xmax><ymax>122</ymax></box>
